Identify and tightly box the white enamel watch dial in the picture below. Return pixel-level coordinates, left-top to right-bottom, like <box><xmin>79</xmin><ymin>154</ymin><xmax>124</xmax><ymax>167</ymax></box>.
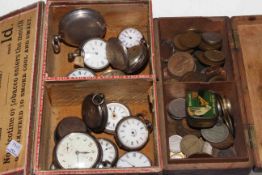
<box><xmin>68</xmin><ymin>68</ymin><xmax>95</xmax><ymax>78</ymax></box>
<box><xmin>82</xmin><ymin>38</ymin><xmax>109</xmax><ymax>70</ymax></box>
<box><xmin>115</xmin><ymin>117</ymin><xmax>149</xmax><ymax>150</ymax></box>
<box><xmin>116</xmin><ymin>151</ymin><xmax>151</xmax><ymax>168</ymax></box>
<box><xmin>105</xmin><ymin>102</ymin><xmax>131</xmax><ymax>134</ymax></box>
<box><xmin>118</xmin><ymin>28</ymin><xmax>144</xmax><ymax>48</ymax></box>
<box><xmin>98</xmin><ymin>138</ymin><xmax>118</xmax><ymax>166</ymax></box>
<box><xmin>55</xmin><ymin>132</ymin><xmax>101</xmax><ymax>169</ymax></box>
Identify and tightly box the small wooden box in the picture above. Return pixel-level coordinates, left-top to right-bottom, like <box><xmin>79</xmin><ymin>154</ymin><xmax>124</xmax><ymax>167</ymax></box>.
<box><xmin>0</xmin><ymin>1</ymin><xmax>261</xmax><ymax>175</ymax></box>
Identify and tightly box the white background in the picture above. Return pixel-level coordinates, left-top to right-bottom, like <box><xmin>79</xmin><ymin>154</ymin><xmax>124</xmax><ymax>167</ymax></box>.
<box><xmin>0</xmin><ymin>0</ymin><xmax>262</xmax><ymax>174</ymax></box>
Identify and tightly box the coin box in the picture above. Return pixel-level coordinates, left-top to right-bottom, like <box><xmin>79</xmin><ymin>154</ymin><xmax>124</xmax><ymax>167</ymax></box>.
<box><xmin>154</xmin><ymin>16</ymin><xmax>262</xmax><ymax>175</ymax></box>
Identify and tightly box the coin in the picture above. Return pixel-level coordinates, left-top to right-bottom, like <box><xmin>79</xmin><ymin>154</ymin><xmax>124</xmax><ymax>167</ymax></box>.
<box><xmin>208</xmin><ymin>75</ymin><xmax>226</xmax><ymax>82</ymax></box>
<box><xmin>101</xmin><ymin>69</ymin><xmax>125</xmax><ymax>77</ymax></box>
<box><xmin>170</xmin><ymin>152</ymin><xmax>186</xmax><ymax>159</ymax></box>
<box><xmin>202</xmin><ymin>142</ymin><xmax>213</xmax><ymax>155</ymax></box>
<box><xmin>180</xmin><ymin>71</ymin><xmax>207</xmax><ymax>82</ymax></box>
<box><xmin>174</xmin><ymin>119</ymin><xmax>201</xmax><ymax>137</ymax></box>
<box><xmin>180</xmin><ymin>135</ymin><xmax>204</xmax><ymax>157</ymax></box>
<box><xmin>202</xmin><ymin>32</ymin><xmax>222</xmax><ymax>45</ymax></box>
<box><xmin>179</xmin><ymin>31</ymin><xmax>201</xmax><ymax>48</ymax></box>
<box><xmin>204</xmin><ymin>50</ymin><xmax>225</xmax><ymax>62</ymax></box>
<box><xmin>167</xmin><ymin>52</ymin><xmax>196</xmax><ymax>78</ymax></box>
<box><xmin>201</xmin><ymin>123</ymin><xmax>229</xmax><ymax>144</ymax></box>
<box><xmin>173</xmin><ymin>34</ymin><xmax>190</xmax><ymax>51</ymax></box>
<box><xmin>169</xmin><ymin>135</ymin><xmax>183</xmax><ymax>153</ymax></box>
<box><xmin>167</xmin><ymin>98</ymin><xmax>186</xmax><ymax>119</ymax></box>
<box><xmin>160</xmin><ymin>40</ymin><xmax>175</xmax><ymax>60</ymax></box>
<box><xmin>194</xmin><ymin>50</ymin><xmax>223</xmax><ymax>66</ymax></box>
<box><xmin>198</xmin><ymin>40</ymin><xmax>221</xmax><ymax>51</ymax></box>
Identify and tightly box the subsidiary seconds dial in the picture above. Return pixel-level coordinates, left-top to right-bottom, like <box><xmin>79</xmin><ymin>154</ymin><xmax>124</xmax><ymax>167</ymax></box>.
<box><xmin>55</xmin><ymin>132</ymin><xmax>101</xmax><ymax>169</ymax></box>
<box><xmin>115</xmin><ymin>116</ymin><xmax>151</xmax><ymax>151</ymax></box>
<box><xmin>82</xmin><ymin>38</ymin><xmax>109</xmax><ymax>70</ymax></box>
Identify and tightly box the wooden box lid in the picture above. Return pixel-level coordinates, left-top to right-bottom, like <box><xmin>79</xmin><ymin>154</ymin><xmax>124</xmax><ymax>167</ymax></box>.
<box><xmin>0</xmin><ymin>2</ymin><xmax>44</xmax><ymax>175</ymax></box>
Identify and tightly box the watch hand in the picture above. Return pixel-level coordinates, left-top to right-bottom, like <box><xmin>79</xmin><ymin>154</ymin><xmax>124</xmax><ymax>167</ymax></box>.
<box><xmin>77</xmin><ymin>151</ymin><xmax>91</xmax><ymax>154</ymax></box>
<box><xmin>75</xmin><ymin>151</ymin><xmax>79</xmax><ymax>163</ymax></box>
<box><xmin>122</xmin><ymin>160</ymin><xmax>135</xmax><ymax>167</ymax></box>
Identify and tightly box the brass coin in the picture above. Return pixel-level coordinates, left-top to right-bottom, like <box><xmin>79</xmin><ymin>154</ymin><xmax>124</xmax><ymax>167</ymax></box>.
<box><xmin>173</xmin><ymin>34</ymin><xmax>190</xmax><ymax>51</ymax></box>
<box><xmin>167</xmin><ymin>52</ymin><xmax>196</xmax><ymax>78</ymax></box>
<box><xmin>180</xmin><ymin>71</ymin><xmax>207</xmax><ymax>82</ymax></box>
<box><xmin>198</xmin><ymin>40</ymin><xmax>221</xmax><ymax>51</ymax></box>
<box><xmin>179</xmin><ymin>31</ymin><xmax>201</xmax><ymax>48</ymax></box>
<box><xmin>180</xmin><ymin>135</ymin><xmax>204</xmax><ymax>157</ymax></box>
<box><xmin>204</xmin><ymin>50</ymin><xmax>225</xmax><ymax>62</ymax></box>
<box><xmin>202</xmin><ymin>32</ymin><xmax>222</xmax><ymax>45</ymax></box>
<box><xmin>167</xmin><ymin>98</ymin><xmax>186</xmax><ymax>119</ymax></box>
<box><xmin>194</xmin><ymin>50</ymin><xmax>223</xmax><ymax>66</ymax></box>
<box><xmin>170</xmin><ymin>152</ymin><xmax>186</xmax><ymax>159</ymax></box>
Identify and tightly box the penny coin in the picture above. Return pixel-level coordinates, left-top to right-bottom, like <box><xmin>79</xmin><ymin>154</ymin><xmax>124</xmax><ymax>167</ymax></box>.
<box><xmin>167</xmin><ymin>52</ymin><xmax>196</xmax><ymax>78</ymax></box>
<box><xmin>167</xmin><ymin>98</ymin><xmax>186</xmax><ymax>119</ymax></box>
<box><xmin>204</xmin><ymin>50</ymin><xmax>225</xmax><ymax>62</ymax></box>
<box><xmin>194</xmin><ymin>50</ymin><xmax>223</xmax><ymax>66</ymax></box>
<box><xmin>202</xmin><ymin>32</ymin><xmax>222</xmax><ymax>45</ymax></box>
<box><xmin>170</xmin><ymin>152</ymin><xmax>186</xmax><ymax>159</ymax></box>
<box><xmin>160</xmin><ymin>40</ymin><xmax>175</xmax><ymax>60</ymax></box>
<box><xmin>179</xmin><ymin>31</ymin><xmax>201</xmax><ymax>48</ymax></box>
<box><xmin>173</xmin><ymin>34</ymin><xmax>190</xmax><ymax>51</ymax></box>
<box><xmin>180</xmin><ymin>135</ymin><xmax>204</xmax><ymax>157</ymax></box>
<box><xmin>201</xmin><ymin>123</ymin><xmax>229</xmax><ymax>144</ymax></box>
<box><xmin>198</xmin><ymin>41</ymin><xmax>221</xmax><ymax>51</ymax></box>
<box><xmin>100</xmin><ymin>69</ymin><xmax>125</xmax><ymax>77</ymax></box>
<box><xmin>55</xmin><ymin>117</ymin><xmax>88</xmax><ymax>141</ymax></box>
<box><xmin>169</xmin><ymin>135</ymin><xmax>183</xmax><ymax>153</ymax></box>
<box><xmin>180</xmin><ymin>71</ymin><xmax>207</xmax><ymax>82</ymax></box>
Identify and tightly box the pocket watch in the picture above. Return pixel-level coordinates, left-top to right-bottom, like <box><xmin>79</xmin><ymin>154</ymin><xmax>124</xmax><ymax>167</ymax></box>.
<box><xmin>68</xmin><ymin>38</ymin><xmax>109</xmax><ymax>70</ymax></box>
<box><xmin>116</xmin><ymin>151</ymin><xmax>151</xmax><ymax>168</ymax></box>
<box><xmin>115</xmin><ymin>115</ymin><xmax>152</xmax><ymax>151</ymax></box>
<box><xmin>105</xmin><ymin>102</ymin><xmax>131</xmax><ymax>134</ymax></box>
<box><xmin>118</xmin><ymin>27</ymin><xmax>144</xmax><ymax>48</ymax></box>
<box><xmin>54</xmin><ymin>132</ymin><xmax>102</xmax><ymax>169</ymax></box>
<box><xmin>55</xmin><ymin>116</ymin><xmax>88</xmax><ymax>141</ymax></box>
<box><xmin>98</xmin><ymin>138</ymin><xmax>118</xmax><ymax>167</ymax></box>
<box><xmin>67</xmin><ymin>68</ymin><xmax>95</xmax><ymax>78</ymax></box>
<box><xmin>52</xmin><ymin>9</ymin><xmax>106</xmax><ymax>53</ymax></box>
<box><xmin>82</xmin><ymin>93</ymin><xmax>108</xmax><ymax>133</ymax></box>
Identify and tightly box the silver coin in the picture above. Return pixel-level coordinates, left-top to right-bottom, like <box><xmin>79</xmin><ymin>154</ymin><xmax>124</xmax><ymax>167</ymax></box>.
<box><xmin>201</xmin><ymin>123</ymin><xmax>229</xmax><ymax>143</ymax></box>
<box><xmin>169</xmin><ymin>135</ymin><xmax>182</xmax><ymax>153</ymax></box>
<box><xmin>167</xmin><ymin>98</ymin><xmax>186</xmax><ymax>119</ymax></box>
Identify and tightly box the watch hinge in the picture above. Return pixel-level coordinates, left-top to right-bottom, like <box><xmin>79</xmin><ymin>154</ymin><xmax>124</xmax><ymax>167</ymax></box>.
<box><xmin>232</xmin><ymin>30</ymin><xmax>240</xmax><ymax>49</ymax></box>
<box><xmin>246</xmin><ymin>125</ymin><xmax>256</xmax><ymax>149</ymax></box>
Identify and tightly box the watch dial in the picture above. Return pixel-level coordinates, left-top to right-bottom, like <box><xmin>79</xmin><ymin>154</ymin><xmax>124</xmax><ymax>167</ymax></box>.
<box><xmin>105</xmin><ymin>102</ymin><xmax>130</xmax><ymax>133</ymax></box>
<box><xmin>68</xmin><ymin>68</ymin><xmax>95</xmax><ymax>78</ymax></box>
<box><xmin>82</xmin><ymin>38</ymin><xmax>109</xmax><ymax>70</ymax></box>
<box><xmin>98</xmin><ymin>138</ymin><xmax>118</xmax><ymax>165</ymax></box>
<box><xmin>118</xmin><ymin>28</ymin><xmax>143</xmax><ymax>48</ymax></box>
<box><xmin>56</xmin><ymin>133</ymin><xmax>100</xmax><ymax>169</ymax></box>
<box><xmin>116</xmin><ymin>117</ymin><xmax>149</xmax><ymax>150</ymax></box>
<box><xmin>116</xmin><ymin>151</ymin><xmax>151</xmax><ymax>168</ymax></box>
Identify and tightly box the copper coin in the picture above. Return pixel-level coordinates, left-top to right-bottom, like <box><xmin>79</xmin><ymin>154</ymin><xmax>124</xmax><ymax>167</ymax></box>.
<box><xmin>173</xmin><ymin>34</ymin><xmax>190</xmax><ymax>51</ymax></box>
<box><xmin>167</xmin><ymin>52</ymin><xmax>195</xmax><ymax>78</ymax></box>
<box><xmin>194</xmin><ymin>50</ymin><xmax>223</xmax><ymax>66</ymax></box>
<box><xmin>175</xmin><ymin>119</ymin><xmax>201</xmax><ymax>137</ymax></box>
<box><xmin>202</xmin><ymin>32</ymin><xmax>222</xmax><ymax>45</ymax></box>
<box><xmin>160</xmin><ymin>40</ymin><xmax>175</xmax><ymax>60</ymax></box>
<box><xmin>198</xmin><ymin>41</ymin><xmax>221</xmax><ymax>51</ymax></box>
<box><xmin>167</xmin><ymin>98</ymin><xmax>186</xmax><ymax>119</ymax></box>
<box><xmin>179</xmin><ymin>31</ymin><xmax>201</xmax><ymax>48</ymax></box>
<box><xmin>180</xmin><ymin>71</ymin><xmax>207</xmax><ymax>82</ymax></box>
<box><xmin>55</xmin><ymin>116</ymin><xmax>88</xmax><ymax>141</ymax></box>
<box><xmin>204</xmin><ymin>50</ymin><xmax>225</xmax><ymax>62</ymax></box>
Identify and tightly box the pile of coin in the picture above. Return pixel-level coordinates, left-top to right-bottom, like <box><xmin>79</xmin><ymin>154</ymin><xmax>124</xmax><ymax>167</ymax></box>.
<box><xmin>167</xmin><ymin>91</ymin><xmax>235</xmax><ymax>159</ymax></box>
<box><xmin>161</xmin><ymin>30</ymin><xmax>227</xmax><ymax>82</ymax></box>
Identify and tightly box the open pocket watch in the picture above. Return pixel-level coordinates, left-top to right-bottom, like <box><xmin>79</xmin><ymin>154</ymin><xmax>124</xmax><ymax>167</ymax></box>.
<box><xmin>116</xmin><ymin>151</ymin><xmax>151</xmax><ymax>168</ymax></box>
<box><xmin>82</xmin><ymin>93</ymin><xmax>108</xmax><ymax>133</ymax></box>
<box><xmin>114</xmin><ymin>114</ymin><xmax>152</xmax><ymax>151</ymax></box>
<box><xmin>52</xmin><ymin>9</ymin><xmax>106</xmax><ymax>53</ymax></box>
<box><xmin>67</xmin><ymin>68</ymin><xmax>95</xmax><ymax>78</ymax></box>
<box><xmin>118</xmin><ymin>27</ymin><xmax>145</xmax><ymax>48</ymax></box>
<box><xmin>54</xmin><ymin>132</ymin><xmax>102</xmax><ymax>169</ymax></box>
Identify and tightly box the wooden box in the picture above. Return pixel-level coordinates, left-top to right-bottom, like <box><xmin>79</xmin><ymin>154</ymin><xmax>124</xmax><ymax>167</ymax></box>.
<box><xmin>154</xmin><ymin>16</ymin><xmax>262</xmax><ymax>175</ymax></box>
<box><xmin>0</xmin><ymin>1</ymin><xmax>261</xmax><ymax>175</ymax></box>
